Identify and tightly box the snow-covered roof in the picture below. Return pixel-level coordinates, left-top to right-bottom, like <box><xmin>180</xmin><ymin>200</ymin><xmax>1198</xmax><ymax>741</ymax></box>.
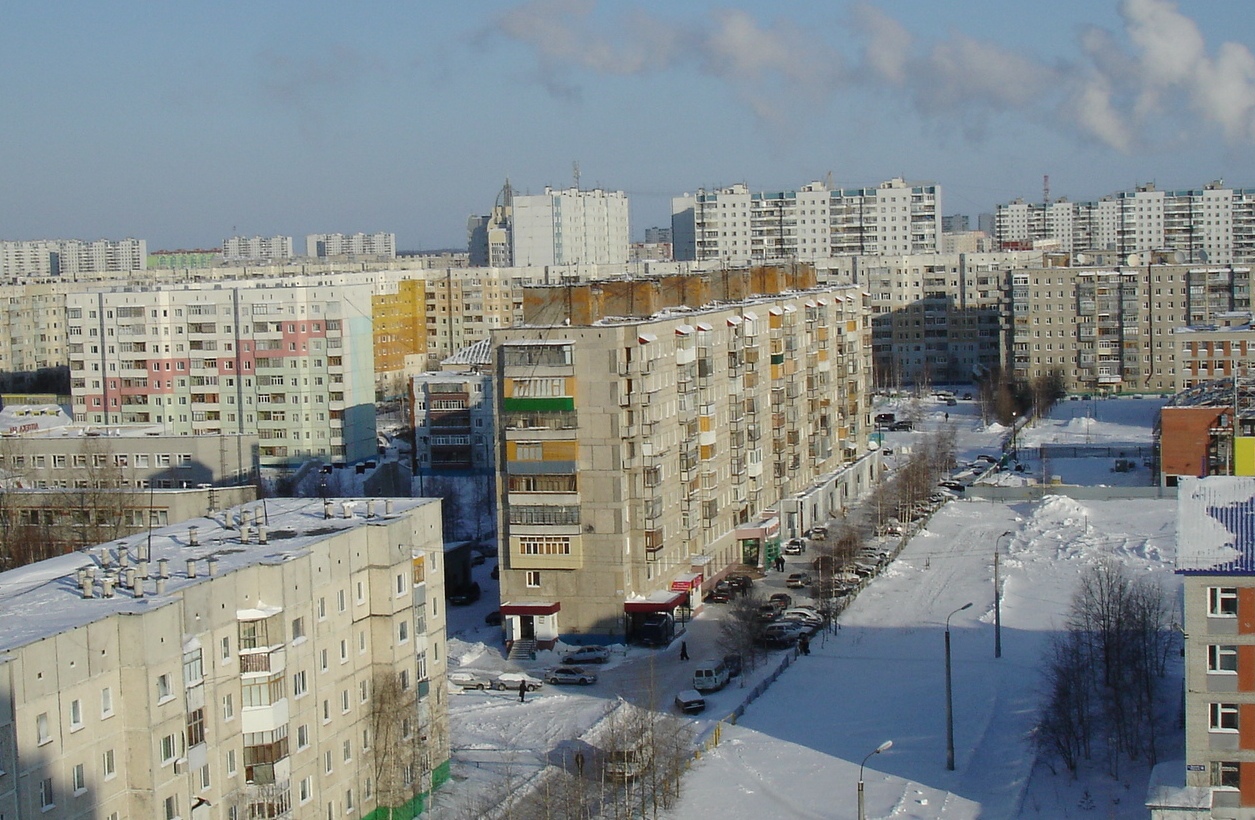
<box><xmin>0</xmin><ymin>496</ymin><xmax>437</xmax><ymax>655</ymax></box>
<box><xmin>442</xmin><ymin>338</ymin><xmax>492</xmax><ymax>367</ymax></box>
<box><xmin>1176</xmin><ymin>476</ymin><xmax>1255</xmax><ymax>573</ymax></box>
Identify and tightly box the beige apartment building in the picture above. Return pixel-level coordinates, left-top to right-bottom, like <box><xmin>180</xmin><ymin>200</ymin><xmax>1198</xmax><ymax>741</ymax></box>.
<box><xmin>0</xmin><ymin>496</ymin><xmax>448</xmax><ymax>820</ymax></box>
<box><xmin>492</xmin><ymin>272</ymin><xmax>879</xmax><ymax>644</ymax></box>
<box><xmin>1007</xmin><ymin>261</ymin><xmax>1252</xmax><ymax>394</ymax></box>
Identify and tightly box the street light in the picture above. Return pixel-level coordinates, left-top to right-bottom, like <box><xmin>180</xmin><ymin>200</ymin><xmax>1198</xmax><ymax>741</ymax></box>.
<box><xmin>994</xmin><ymin>531</ymin><xmax>1012</xmax><ymax>659</ymax></box>
<box><xmin>945</xmin><ymin>602</ymin><xmax>972</xmax><ymax>771</ymax></box>
<box><xmin>858</xmin><ymin>739</ymin><xmax>893</xmax><ymax>820</ymax></box>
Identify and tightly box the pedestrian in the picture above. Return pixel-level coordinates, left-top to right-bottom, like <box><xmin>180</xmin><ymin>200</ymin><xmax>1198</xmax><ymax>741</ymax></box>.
<box><xmin>575</xmin><ymin>750</ymin><xmax>586</xmax><ymax>776</ymax></box>
<box><xmin>518</xmin><ymin>679</ymin><xmax>527</xmax><ymax>703</ymax></box>
<box><xmin>680</xmin><ymin>640</ymin><xmax>689</xmax><ymax>661</ymax></box>
<box><xmin>945</xmin><ymin>412</ymin><xmax>949</xmax><ymax>421</ymax></box>
<box><xmin>799</xmin><ymin>634</ymin><xmax>810</xmax><ymax>656</ymax></box>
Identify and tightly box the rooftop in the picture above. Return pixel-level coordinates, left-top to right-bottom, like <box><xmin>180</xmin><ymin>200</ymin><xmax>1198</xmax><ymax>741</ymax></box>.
<box><xmin>0</xmin><ymin>496</ymin><xmax>437</xmax><ymax>655</ymax></box>
<box><xmin>1176</xmin><ymin>476</ymin><xmax>1255</xmax><ymax>573</ymax></box>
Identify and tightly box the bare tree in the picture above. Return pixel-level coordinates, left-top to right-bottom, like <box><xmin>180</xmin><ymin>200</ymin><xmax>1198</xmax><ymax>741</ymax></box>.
<box><xmin>718</xmin><ymin>594</ymin><xmax>767</xmax><ymax>673</ymax></box>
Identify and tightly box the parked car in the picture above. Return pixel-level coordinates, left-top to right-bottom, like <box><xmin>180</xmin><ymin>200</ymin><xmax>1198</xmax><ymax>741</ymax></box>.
<box><xmin>448</xmin><ymin>582</ymin><xmax>481</xmax><ymax>606</ymax></box>
<box><xmin>484</xmin><ymin>610</ymin><xmax>503</xmax><ymax>626</ymax></box>
<box><xmin>562</xmin><ymin>646</ymin><xmax>611</xmax><ymax>665</ymax></box>
<box><xmin>781</xmin><ymin>607</ymin><xmax>823</xmax><ymax>626</ymax></box>
<box><xmin>808</xmin><ymin>525</ymin><xmax>829</xmax><ymax>540</ymax></box>
<box><xmin>675</xmin><ymin>689</ymin><xmax>707</xmax><ymax>714</ymax></box>
<box><xmin>759</xmin><ymin>622</ymin><xmax>804</xmax><ymax>647</ymax></box>
<box><xmin>945</xmin><ymin>397</ymin><xmax>958</xmax><ymax>406</ymax></box>
<box><xmin>723</xmin><ymin>653</ymin><xmax>744</xmax><ymax>678</ymax></box>
<box><xmin>780</xmin><ymin>615</ymin><xmax>821</xmax><ymax>636</ymax></box>
<box><xmin>938</xmin><ymin>480</ymin><xmax>966</xmax><ymax>493</ymax></box>
<box><xmin>783</xmin><ymin>538</ymin><xmax>806</xmax><ymax>555</ymax></box>
<box><xmin>785</xmin><ymin>572</ymin><xmax>812</xmax><ymax>589</ymax></box>
<box><xmin>726</xmin><ymin>574</ymin><xmax>754</xmax><ymax>592</ymax></box>
<box><xmin>975</xmin><ymin>454</ymin><xmax>998</xmax><ymax>464</ymax></box>
<box><xmin>962</xmin><ymin>392</ymin><xmax>974</xmax><ymax>400</ymax></box>
<box><xmin>889</xmin><ymin>420</ymin><xmax>914</xmax><ymax>431</ymax></box>
<box><xmin>546</xmin><ymin>666</ymin><xmax>598</xmax><ymax>685</ymax></box>
<box><xmin>692</xmin><ymin>658</ymin><xmax>731</xmax><ymax>692</ymax></box>
<box><xmin>757</xmin><ymin>604</ymin><xmax>782</xmax><ymax>622</ymax></box>
<box><xmin>768</xmin><ymin>592</ymin><xmax>793</xmax><ymax>609</ymax></box>
<box><xmin>494</xmin><ymin>672</ymin><xmax>543</xmax><ymax>692</ymax></box>
<box><xmin>449</xmin><ymin>671</ymin><xmax>495</xmax><ymax>691</ymax></box>
<box><xmin>706</xmin><ymin>580</ymin><xmax>733</xmax><ymax>603</ymax></box>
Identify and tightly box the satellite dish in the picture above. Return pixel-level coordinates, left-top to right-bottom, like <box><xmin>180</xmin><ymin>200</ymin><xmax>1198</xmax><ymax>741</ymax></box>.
<box><xmin>1199</xmin><ymin>249</ymin><xmax>1210</xmax><ymax>263</ymax></box>
<box><xmin>1126</xmin><ymin>253</ymin><xmax>1141</xmax><ymax>266</ymax></box>
<box><xmin>1171</xmin><ymin>250</ymin><xmax>1185</xmax><ymax>264</ymax></box>
<box><xmin>1075</xmin><ymin>253</ymin><xmax>1088</xmax><ymax>265</ymax></box>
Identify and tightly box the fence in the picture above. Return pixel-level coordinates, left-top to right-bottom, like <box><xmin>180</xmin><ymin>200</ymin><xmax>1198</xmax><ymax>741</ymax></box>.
<box><xmin>1033</xmin><ymin>443</ymin><xmax>1155</xmax><ymax>460</ymax></box>
<box><xmin>966</xmin><ymin>484</ymin><xmax>1177</xmax><ymax>503</ymax></box>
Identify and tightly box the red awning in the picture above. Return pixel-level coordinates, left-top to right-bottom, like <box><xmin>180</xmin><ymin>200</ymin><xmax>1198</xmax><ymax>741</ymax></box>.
<box><xmin>500</xmin><ymin>602</ymin><xmax>561</xmax><ymax>616</ymax></box>
<box><xmin>624</xmin><ymin>590</ymin><xmax>688</xmax><ymax>613</ymax></box>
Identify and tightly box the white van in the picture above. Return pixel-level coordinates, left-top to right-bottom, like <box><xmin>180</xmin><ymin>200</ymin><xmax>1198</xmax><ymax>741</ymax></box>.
<box><xmin>692</xmin><ymin>659</ymin><xmax>730</xmax><ymax>692</ymax></box>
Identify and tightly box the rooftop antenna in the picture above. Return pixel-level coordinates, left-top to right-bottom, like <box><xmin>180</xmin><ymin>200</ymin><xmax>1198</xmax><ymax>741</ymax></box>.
<box><xmin>572</xmin><ymin>161</ymin><xmax>581</xmax><ymax>191</ymax></box>
<box><xmin>1043</xmin><ymin>174</ymin><xmax>1050</xmax><ymax>207</ymax></box>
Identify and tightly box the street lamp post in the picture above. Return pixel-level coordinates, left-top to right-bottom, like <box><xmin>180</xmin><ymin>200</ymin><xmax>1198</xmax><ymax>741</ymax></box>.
<box><xmin>945</xmin><ymin>602</ymin><xmax>972</xmax><ymax>771</ymax></box>
<box><xmin>994</xmin><ymin>531</ymin><xmax>1012</xmax><ymax>659</ymax></box>
<box><xmin>858</xmin><ymin>740</ymin><xmax>893</xmax><ymax>820</ymax></box>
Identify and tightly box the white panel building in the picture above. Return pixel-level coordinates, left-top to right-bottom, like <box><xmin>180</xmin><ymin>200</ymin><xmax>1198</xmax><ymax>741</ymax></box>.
<box><xmin>222</xmin><ymin>236</ymin><xmax>295</xmax><ymax>262</ymax></box>
<box><xmin>305</xmin><ymin>233</ymin><xmax>397</xmax><ymax>259</ymax></box>
<box><xmin>66</xmin><ymin>278</ymin><xmax>379</xmax><ymax>468</ymax></box>
<box><xmin>510</xmin><ymin>187</ymin><xmax>629</xmax><ymax>267</ymax></box>
<box><xmin>672</xmin><ymin>177</ymin><xmax>942</xmax><ymax>263</ymax></box>
<box><xmin>0</xmin><ymin>239</ymin><xmax>148</xmax><ymax>278</ymax></box>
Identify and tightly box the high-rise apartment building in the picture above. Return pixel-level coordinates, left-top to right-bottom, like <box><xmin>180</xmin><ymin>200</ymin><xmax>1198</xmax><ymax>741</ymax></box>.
<box><xmin>0</xmin><ymin>239</ymin><xmax>148</xmax><ymax>278</ymax></box>
<box><xmin>222</xmin><ymin>236</ymin><xmax>295</xmax><ymax>262</ymax></box>
<box><xmin>996</xmin><ymin>181</ymin><xmax>1255</xmax><ymax>264</ymax></box>
<box><xmin>0</xmin><ymin>496</ymin><xmax>449</xmax><ymax>820</ymax></box>
<box><xmin>306</xmin><ymin>233</ymin><xmax>397</xmax><ymax>260</ymax></box>
<box><xmin>1005</xmin><ymin>262</ymin><xmax>1252</xmax><ymax>393</ymax></box>
<box><xmin>672</xmin><ymin>177</ymin><xmax>941</xmax><ymax>263</ymax></box>
<box><xmin>66</xmin><ymin>280</ymin><xmax>377</xmax><ymax>468</ymax></box>
<box><xmin>510</xmin><ymin>187</ymin><xmax>630</xmax><ymax>267</ymax></box>
<box><xmin>491</xmin><ymin>273</ymin><xmax>877</xmax><ymax>643</ymax></box>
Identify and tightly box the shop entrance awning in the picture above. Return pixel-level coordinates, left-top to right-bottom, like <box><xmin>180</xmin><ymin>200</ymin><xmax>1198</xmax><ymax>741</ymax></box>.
<box><xmin>500</xmin><ymin>602</ymin><xmax>561</xmax><ymax>616</ymax></box>
<box><xmin>624</xmin><ymin>590</ymin><xmax>688</xmax><ymax>613</ymax></box>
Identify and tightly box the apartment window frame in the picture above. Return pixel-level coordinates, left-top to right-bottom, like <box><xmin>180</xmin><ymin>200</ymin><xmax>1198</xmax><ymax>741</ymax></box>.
<box><xmin>1209</xmin><ymin>644</ymin><xmax>1239</xmax><ymax>674</ymax></box>
<box><xmin>1209</xmin><ymin>586</ymin><xmax>1239</xmax><ymax>617</ymax></box>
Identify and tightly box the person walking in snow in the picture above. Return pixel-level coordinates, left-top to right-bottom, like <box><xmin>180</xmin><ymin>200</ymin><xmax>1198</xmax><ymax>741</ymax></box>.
<box><xmin>680</xmin><ymin>640</ymin><xmax>689</xmax><ymax>661</ymax></box>
<box><xmin>518</xmin><ymin>679</ymin><xmax>527</xmax><ymax>702</ymax></box>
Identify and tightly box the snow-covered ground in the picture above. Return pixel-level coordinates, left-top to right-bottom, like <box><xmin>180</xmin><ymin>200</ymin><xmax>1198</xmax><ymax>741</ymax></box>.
<box><xmin>432</xmin><ymin>394</ymin><xmax>1182</xmax><ymax>819</ymax></box>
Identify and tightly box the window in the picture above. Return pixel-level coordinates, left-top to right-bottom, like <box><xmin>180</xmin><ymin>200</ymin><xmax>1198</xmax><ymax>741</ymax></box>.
<box><xmin>69</xmin><ymin>699</ymin><xmax>83</xmax><ymax>730</ymax></box>
<box><xmin>297</xmin><ymin>724</ymin><xmax>310</xmax><ymax>750</ymax></box>
<box><xmin>342</xmin><ymin>739</ymin><xmax>352</xmax><ymax>762</ymax></box>
<box><xmin>164</xmin><ymin>795</ymin><xmax>178</xmax><ymax>820</ymax></box>
<box><xmin>73</xmin><ymin>762</ymin><xmax>86</xmax><ymax>793</ymax></box>
<box><xmin>345</xmin><ymin>788</ymin><xmax>354</xmax><ymax>811</ymax></box>
<box><xmin>1209</xmin><ymin>644</ymin><xmax>1239</xmax><ymax>673</ymax></box>
<box><xmin>337</xmin><ymin>589</ymin><xmax>346</xmax><ymax>612</ymax></box>
<box><xmin>300</xmin><ymin>776</ymin><xmax>313</xmax><ymax>803</ymax></box>
<box><xmin>398</xmin><ymin>620</ymin><xmax>409</xmax><ymax>643</ymax></box>
<box><xmin>187</xmin><ymin>707</ymin><xmax>206</xmax><ymax>746</ymax></box>
<box><xmin>339</xmin><ymin>639</ymin><xmax>348</xmax><ymax>663</ymax></box>
<box><xmin>1211</xmin><ymin>702</ymin><xmax>1240</xmax><ymax>732</ymax></box>
<box><xmin>200</xmin><ymin>763</ymin><xmax>211</xmax><ymax>790</ymax></box>
<box><xmin>102</xmin><ymin>748</ymin><xmax>116</xmax><ymax>779</ymax></box>
<box><xmin>525</xmin><ymin>571</ymin><xmax>542</xmax><ymax>588</ymax></box>
<box><xmin>36</xmin><ymin>712</ymin><xmax>51</xmax><ymax>745</ymax></box>
<box><xmin>396</xmin><ymin>573</ymin><xmax>405</xmax><ymax>596</ymax></box>
<box><xmin>1213</xmin><ymin>760</ymin><xmax>1240</xmax><ymax>788</ymax></box>
<box><xmin>359</xmin><ymin>680</ymin><xmax>369</xmax><ymax>702</ymax></box>
<box><xmin>160</xmin><ymin>733</ymin><xmax>178</xmax><ymax>764</ymax></box>
<box><xmin>157</xmin><ymin>673</ymin><xmax>173</xmax><ymax>702</ymax></box>
<box><xmin>341</xmin><ymin>690</ymin><xmax>350</xmax><ymax>713</ymax></box>
<box><xmin>227</xmin><ymin>749</ymin><xmax>237</xmax><ymax>776</ymax></box>
<box><xmin>317</xmin><ymin>597</ymin><xmax>326</xmax><ymax>620</ymax></box>
<box><xmin>322</xmin><ymin>699</ymin><xmax>330</xmax><ymax>722</ymax></box>
<box><xmin>183</xmin><ymin>648</ymin><xmax>204</xmax><ymax>686</ymax></box>
<box><xmin>39</xmin><ymin>777</ymin><xmax>54</xmax><ymax>809</ymax></box>
<box><xmin>291</xmin><ymin>617</ymin><xmax>306</xmax><ymax>642</ymax></box>
<box><xmin>294</xmin><ymin>670</ymin><xmax>308</xmax><ymax>697</ymax></box>
<box><xmin>1210</xmin><ymin>586</ymin><xmax>1239</xmax><ymax>616</ymax></box>
<box><xmin>221</xmin><ymin>636</ymin><xmax>231</xmax><ymax>662</ymax></box>
<box><xmin>324</xmin><ymin>750</ymin><xmax>333</xmax><ymax>774</ymax></box>
<box><xmin>223</xmin><ymin>694</ymin><xmax>234</xmax><ymax>721</ymax></box>
<box><xmin>320</xmin><ymin>648</ymin><xmax>329</xmax><ymax>671</ymax></box>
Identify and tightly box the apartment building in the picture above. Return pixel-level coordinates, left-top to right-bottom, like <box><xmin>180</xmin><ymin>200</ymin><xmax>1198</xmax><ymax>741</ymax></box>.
<box><xmin>65</xmin><ymin>280</ymin><xmax>377</xmax><ymax>469</ymax></box>
<box><xmin>0</xmin><ymin>281</ymin><xmax>69</xmax><ymax>373</ymax></box>
<box><xmin>996</xmin><ymin>181</ymin><xmax>1255</xmax><ymax>264</ymax></box>
<box><xmin>306</xmin><ymin>233</ymin><xmax>397</xmax><ymax>260</ymax></box>
<box><xmin>492</xmin><ymin>275</ymin><xmax>877</xmax><ymax>643</ymax></box>
<box><xmin>1007</xmin><ymin>263</ymin><xmax>1252</xmax><ymax>394</ymax></box>
<box><xmin>672</xmin><ymin>177</ymin><xmax>941</xmax><ymax>263</ymax></box>
<box><xmin>0</xmin><ymin>238</ymin><xmax>147</xmax><ymax>278</ymax></box>
<box><xmin>1157</xmin><ymin>380</ymin><xmax>1255</xmax><ymax>486</ymax></box>
<box><xmin>222</xmin><ymin>236</ymin><xmax>295</xmax><ymax>262</ymax></box>
<box><xmin>1173</xmin><ymin>323</ymin><xmax>1255</xmax><ymax>392</ymax></box>
<box><xmin>510</xmin><ymin>187</ymin><xmax>630</xmax><ymax>267</ymax></box>
<box><xmin>0</xmin><ymin>496</ymin><xmax>447</xmax><ymax>820</ymax></box>
<box><xmin>1177</xmin><ymin>476</ymin><xmax>1255</xmax><ymax>816</ymax></box>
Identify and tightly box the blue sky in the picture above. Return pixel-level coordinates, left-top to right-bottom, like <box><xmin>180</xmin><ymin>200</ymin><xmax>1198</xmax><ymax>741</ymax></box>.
<box><xmin>2</xmin><ymin>1</ymin><xmax>1253</xmax><ymax>250</ymax></box>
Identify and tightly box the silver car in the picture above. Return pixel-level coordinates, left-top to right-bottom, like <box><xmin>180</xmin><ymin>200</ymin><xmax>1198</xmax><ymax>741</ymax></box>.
<box><xmin>545</xmin><ymin>665</ymin><xmax>598</xmax><ymax>685</ymax></box>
